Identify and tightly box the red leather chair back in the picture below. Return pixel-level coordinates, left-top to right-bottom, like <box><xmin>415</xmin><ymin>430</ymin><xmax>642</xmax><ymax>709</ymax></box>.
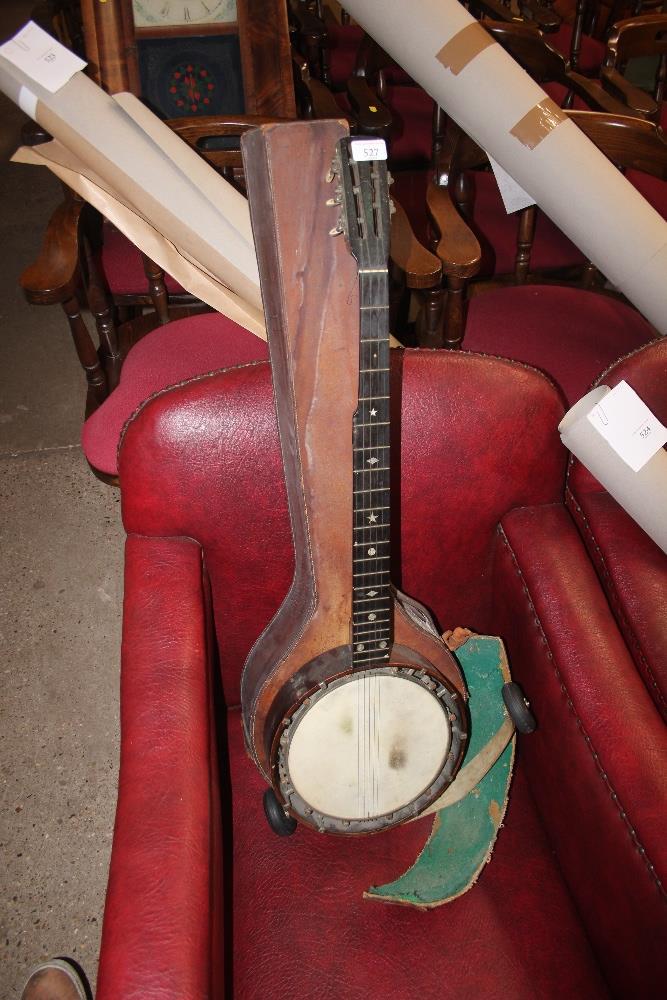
<box><xmin>119</xmin><ymin>349</ymin><xmax>566</xmax><ymax>708</ymax></box>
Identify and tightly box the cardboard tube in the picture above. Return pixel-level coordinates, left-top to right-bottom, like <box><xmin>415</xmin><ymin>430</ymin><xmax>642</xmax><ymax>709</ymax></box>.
<box><xmin>0</xmin><ymin>54</ymin><xmax>263</xmax><ymax>314</ymax></box>
<box><xmin>343</xmin><ymin>0</ymin><xmax>667</xmax><ymax>333</ymax></box>
<box><xmin>559</xmin><ymin>387</ymin><xmax>667</xmax><ymax>553</ymax></box>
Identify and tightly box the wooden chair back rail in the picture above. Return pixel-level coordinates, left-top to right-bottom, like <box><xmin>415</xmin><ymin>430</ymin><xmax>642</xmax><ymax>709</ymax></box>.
<box><xmin>485</xmin><ymin>19</ymin><xmax>654</xmax><ymax>115</ymax></box>
<box><xmin>426</xmin><ymin>109</ymin><xmax>667</xmax><ymax>348</ymax></box>
<box><xmin>567</xmin><ymin>109</ymin><xmax>667</xmax><ymax>175</ymax></box>
<box><xmin>604</xmin><ymin>12</ymin><xmax>667</xmax><ymax>107</ymax></box>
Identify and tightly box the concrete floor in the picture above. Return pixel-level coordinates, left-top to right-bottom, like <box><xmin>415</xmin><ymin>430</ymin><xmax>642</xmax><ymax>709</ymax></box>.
<box><xmin>0</xmin><ymin>4</ymin><xmax>122</xmax><ymax>996</ymax></box>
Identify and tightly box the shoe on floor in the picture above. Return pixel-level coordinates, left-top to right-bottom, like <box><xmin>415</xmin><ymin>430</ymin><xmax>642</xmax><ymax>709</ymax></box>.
<box><xmin>21</xmin><ymin>958</ymin><xmax>88</xmax><ymax>1000</ymax></box>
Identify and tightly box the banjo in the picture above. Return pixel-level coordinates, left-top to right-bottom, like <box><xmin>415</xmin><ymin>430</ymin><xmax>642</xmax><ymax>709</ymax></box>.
<box><xmin>240</xmin><ymin>121</ymin><xmax>468</xmax><ymax>835</ymax></box>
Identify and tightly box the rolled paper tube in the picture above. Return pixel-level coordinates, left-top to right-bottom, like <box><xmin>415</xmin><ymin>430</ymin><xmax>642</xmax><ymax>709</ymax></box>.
<box><xmin>0</xmin><ymin>52</ymin><xmax>263</xmax><ymax>313</ymax></box>
<box><xmin>343</xmin><ymin>0</ymin><xmax>667</xmax><ymax>333</ymax></box>
<box><xmin>559</xmin><ymin>387</ymin><xmax>667</xmax><ymax>554</ymax></box>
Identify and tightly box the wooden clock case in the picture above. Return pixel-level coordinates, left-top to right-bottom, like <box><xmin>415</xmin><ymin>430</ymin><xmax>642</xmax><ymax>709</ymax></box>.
<box><xmin>80</xmin><ymin>0</ymin><xmax>296</xmax><ymax>118</ymax></box>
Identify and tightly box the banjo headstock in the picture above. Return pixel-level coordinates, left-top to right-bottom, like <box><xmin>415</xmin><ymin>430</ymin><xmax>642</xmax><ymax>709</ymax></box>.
<box><xmin>331</xmin><ymin>137</ymin><xmax>392</xmax><ymax>271</ymax></box>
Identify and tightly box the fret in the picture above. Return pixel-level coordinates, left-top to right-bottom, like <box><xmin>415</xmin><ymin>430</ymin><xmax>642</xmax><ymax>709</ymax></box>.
<box><xmin>353</xmin><ymin>537</ymin><xmax>389</xmax><ymax>546</ymax></box>
<box><xmin>359</xmin><ymin>367</ymin><xmax>390</xmax><ymax>373</ymax></box>
<box><xmin>352</xmin><ymin>486</ymin><xmax>390</xmax><ymax>495</ymax></box>
<box><xmin>355</xmin><ymin>504</ymin><xmax>390</xmax><ymax>513</ymax></box>
<box><xmin>352</xmin><ymin>569</ymin><xmax>389</xmax><ymax>590</ymax></box>
<box><xmin>353</xmin><ymin>444</ymin><xmax>390</xmax><ymax>453</ymax></box>
<box><xmin>359</xmin><ymin>304</ymin><xmax>389</xmax><ymax>310</ymax></box>
<box><xmin>357</xmin><ymin>395</ymin><xmax>389</xmax><ymax>401</ymax></box>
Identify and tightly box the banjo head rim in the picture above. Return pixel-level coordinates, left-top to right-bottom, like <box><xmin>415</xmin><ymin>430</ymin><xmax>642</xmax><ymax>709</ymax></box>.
<box><xmin>272</xmin><ymin>663</ymin><xmax>467</xmax><ymax>835</ymax></box>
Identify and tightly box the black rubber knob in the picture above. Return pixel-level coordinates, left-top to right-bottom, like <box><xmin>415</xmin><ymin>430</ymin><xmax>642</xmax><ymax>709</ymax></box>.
<box><xmin>263</xmin><ymin>788</ymin><xmax>297</xmax><ymax>836</ymax></box>
<box><xmin>502</xmin><ymin>682</ymin><xmax>537</xmax><ymax>734</ymax></box>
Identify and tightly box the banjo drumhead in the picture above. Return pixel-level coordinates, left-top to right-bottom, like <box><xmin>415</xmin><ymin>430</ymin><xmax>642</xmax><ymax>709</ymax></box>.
<box><xmin>285</xmin><ymin>671</ymin><xmax>451</xmax><ymax>822</ymax></box>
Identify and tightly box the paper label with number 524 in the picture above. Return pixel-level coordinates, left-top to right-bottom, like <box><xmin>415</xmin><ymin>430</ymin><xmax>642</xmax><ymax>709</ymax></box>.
<box><xmin>586</xmin><ymin>380</ymin><xmax>667</xmax><ymax>472</ymax></box>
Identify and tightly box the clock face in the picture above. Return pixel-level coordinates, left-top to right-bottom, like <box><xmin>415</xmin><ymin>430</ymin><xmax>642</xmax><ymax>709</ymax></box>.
<box><xmin>133</xmin><ymin>1</ymin><xmax>237</xmax><ymax>28</ymax></box>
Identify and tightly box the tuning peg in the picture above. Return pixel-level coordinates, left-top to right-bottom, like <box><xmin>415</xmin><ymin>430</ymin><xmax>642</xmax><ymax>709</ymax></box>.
<box><xmin>389</xmin><ymin>198</ymin><xmax>396</xmax><ymax>216</ymax></box>
<box><xmin>387</xmin><ymin>171</ymin><xmax>394</xmax><ymax>186</ymax></box>
<box><xmin>326</xmin><ymin>154</ymin><xmax>341</xmax><ymax>183</ymax></box>
<box><xmin>329</xmin><ymin>221</ymin><xmax>344</xmax><ymax>236</ymax></box>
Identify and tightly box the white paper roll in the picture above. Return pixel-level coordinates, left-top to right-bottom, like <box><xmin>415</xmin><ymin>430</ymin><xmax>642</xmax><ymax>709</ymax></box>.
<box><xmin>559</xmin><ymin>387</ymin><xmax>667</xmax><ymax>553</ymax></box>
<box><xmin>343</xmin><ymin>0</ymin><xmax>667</xmax><ymax>334</ymax></box>
<box><xmin>0</xmin><ymin>48</ymin><xmax>262</xmax><ymax>313</ymax></box>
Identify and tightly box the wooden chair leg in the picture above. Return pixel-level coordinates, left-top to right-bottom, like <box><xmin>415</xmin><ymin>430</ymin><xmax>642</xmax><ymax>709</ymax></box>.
<box><xmin>442</xmin><ymin>276</ymin><xmax>466</xmax><ymax>350</ymax></box>
<box><xmin>416</xmin><ymin>287</ymin><xmax>445</xmax><ymax>349</ymax></box>
<box><xmin>62</xmin><ymin>294</ymin><xmax>108</xmax><ymax>408</ymax></box>
<box><xmin>142</xmin><ymin>254</ymin><xmax>171</xmax><ymax>325</ymax></box>
<box><xmin>515</xmin><ymin>205</ymin><xmax>537</xmax><ymax>284</ymax></box>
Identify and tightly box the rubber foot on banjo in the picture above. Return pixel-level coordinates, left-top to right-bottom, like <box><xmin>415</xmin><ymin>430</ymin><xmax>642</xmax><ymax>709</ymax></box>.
<box><xmin>263</xmin><ymin>787</ymin><xmax>297</xmax><ymax>837</ymax></box>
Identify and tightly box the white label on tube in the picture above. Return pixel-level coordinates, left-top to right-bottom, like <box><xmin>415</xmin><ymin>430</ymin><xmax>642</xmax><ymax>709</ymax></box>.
<box><xmin>586</xmin><ymin>380</ymin><xmax>667</xmax><ymax>472</ymax></box>
<box><xmin>487</xmin><ymin>155</ymin><xmax>536</xmax><ymax>214</ymax></box>
<box><xmin>351</xmin><ymin>138</ymin><xmax>388</xmax><ymax>162</ymax></box>
<box><xmin>0</xmin><ymin>21</ymin><xmax>86</xmax><ymax>94</ymax></box>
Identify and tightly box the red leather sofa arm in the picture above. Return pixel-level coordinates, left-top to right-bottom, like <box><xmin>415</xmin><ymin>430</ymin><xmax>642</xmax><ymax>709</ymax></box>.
<box><xmin>97</xmin><ymin>535</ymin><xmax>224</xmax><ymax>1000</ymax></box>
<box><xmin>492</xmin><ymin>504</ymin><xmax>667</xmax><ymax>997</ymax></box>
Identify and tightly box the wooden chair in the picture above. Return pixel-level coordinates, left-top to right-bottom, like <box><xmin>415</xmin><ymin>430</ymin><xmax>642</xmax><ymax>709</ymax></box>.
<box><xmin>425</xmin><ymin>110</ymin><xmax>664</xmax><ymax>403</ymax></box>
<box><xmin>602</xmin><ymin>11</ymin><xmax>667</xmax><ymax>123</ymax></box>
<box><xmin>548</xmin><ymin>0</ymin><xmax>640</xmax><ymax>71</ymax></box>
<box><xmin>289</xmin><ymin>3</ymin><xmax>366</xmax><ymax>91</ymax></box>
<box><xmin>19</xmin><ymin>115</ymin><xmax>288</xmax><ymax>408</ymax></box>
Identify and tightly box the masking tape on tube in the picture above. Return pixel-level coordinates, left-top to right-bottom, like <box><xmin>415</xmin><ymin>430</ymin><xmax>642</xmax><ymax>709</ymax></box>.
<box><xmin>510</xmin><ymin>98</ymin><xmax>567</xmax><ymax>150</ymax></box>
<box><xmin>436</xmin><ymin>22</ymin><xmax>496</xmax><ymax>76</ymax></box>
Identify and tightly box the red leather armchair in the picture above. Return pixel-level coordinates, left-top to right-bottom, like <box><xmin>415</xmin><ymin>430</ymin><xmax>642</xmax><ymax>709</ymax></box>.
<box><xmin>96</xmin><ymin>347</ymin><xmax>667</xmax><ymax>999</ymax></box>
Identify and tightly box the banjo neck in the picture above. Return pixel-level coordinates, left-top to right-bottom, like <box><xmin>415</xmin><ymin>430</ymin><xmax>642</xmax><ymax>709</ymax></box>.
<box><xmin>352</xmin><ymin>265</ymin><xmax>393</xmax><ymax>667</ymax></box>
<box><xmin>338</xmin><ymin>140</ymin><xmax>395</xmax><ymax>668</ymax></box>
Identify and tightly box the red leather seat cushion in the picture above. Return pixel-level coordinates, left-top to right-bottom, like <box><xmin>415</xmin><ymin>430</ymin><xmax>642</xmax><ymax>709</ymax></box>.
<box><xmin>627</xmin><ymin>168</ymin><xmax>667</xmax><ymax>222</ymax></box>
<box><xmin>463</xmin><ymin>285</ymin><xmax>656</xmax><ymax>404</ymax></box>
<box><xmin>81</xmin><ymin>313</ymin><xmax>268</xmax><ymax>475</ymax></box>
<box><xmin>549</xmin><ymin>23</ymin><xmax>606</xmax><ymax>72</ymax></box>
<box><xmin>225</xmin><ymin>710</ymin><xmax>608</xmax><ymax>999</ymax></box>
<box><xmin>468</xmin><ymin>170</ymin><xmax>586</xmax><ymax>277</ymax></box>
<box><xmin>101</xmin><ymin>223</ymin><xmax>186</xmax><ymax>296</ymax></box>
<box><xmin>386</xmin><ymin>84</ymin><xmax>435</xmax><ymax>164</ymax></box>
<box><xmin>325</xmin><ymin>20</ymin><xmax>364</xmax><ymax>88</ymax></box>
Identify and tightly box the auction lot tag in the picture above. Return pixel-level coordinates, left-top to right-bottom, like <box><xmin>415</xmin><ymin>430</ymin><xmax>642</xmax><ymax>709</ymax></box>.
<box><xmin>587</xmin><ymin>380</ymin><xmax>667</xmax><ymax>472</ymax></box>
<box><xmin>0</xmin><ymin>21</ymin><xmax>86</xmax><ymax>93</ymax></box>
<box><xmin>351</xmin><ymin>138</ymin><xmax>388</xmax><ymax>161</ymax></box>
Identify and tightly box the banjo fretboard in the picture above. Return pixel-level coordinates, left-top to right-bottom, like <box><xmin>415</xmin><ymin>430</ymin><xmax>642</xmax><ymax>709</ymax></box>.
<box><xmin>351</xmin><ymin>267</ymin><xmax>392</xmax><ymax>667</ymax></box>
